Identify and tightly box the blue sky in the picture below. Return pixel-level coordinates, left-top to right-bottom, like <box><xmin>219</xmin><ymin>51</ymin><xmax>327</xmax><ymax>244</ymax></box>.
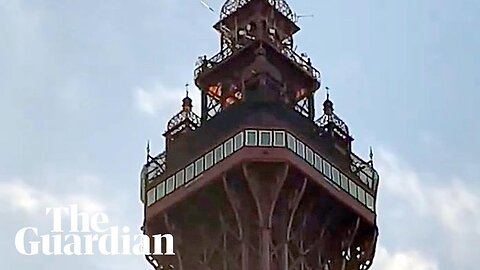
<box><xmin>0</xmin><ymin>0</ymin><xmax>479</xmax><ymax>269</ymax></box>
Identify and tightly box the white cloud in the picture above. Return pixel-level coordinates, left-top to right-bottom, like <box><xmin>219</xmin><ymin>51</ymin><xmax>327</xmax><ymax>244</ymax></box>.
<box><xmin>0</xmin><ymin>178</ymin><xmax>106</xmax><ymax>215</ymax></box>
<box><xmin>133</xmin><ymin>82</ymin><xmax>201</xmax><ymax>116</ymax></box>
<box><xmin>134</xmin><ymin>83</ymin><xmax>184</xmax><ymax>116</ymax></box>
<box><xmin>375</xmin><ymin>147</ymin><xmax>480</xmax><ymax>268</ymax></box>
<box><xmin>372</xmin><ymin>246</ymin><xmax>438</xmax><ymax>270</ymax></box>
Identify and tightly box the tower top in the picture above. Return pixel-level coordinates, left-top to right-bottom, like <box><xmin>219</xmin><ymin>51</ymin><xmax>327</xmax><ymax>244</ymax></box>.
<box><xmin>220</xmin><ymin>0</ymin><xmax>295</xmax><ymax>21</ymax></box>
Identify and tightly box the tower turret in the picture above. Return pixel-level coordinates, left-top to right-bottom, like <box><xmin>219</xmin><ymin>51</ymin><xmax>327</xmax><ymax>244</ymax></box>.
<box><xmin>141</xmin><ymin>1</ymin><xmax>380</xmax><ymax>269</ymax></box>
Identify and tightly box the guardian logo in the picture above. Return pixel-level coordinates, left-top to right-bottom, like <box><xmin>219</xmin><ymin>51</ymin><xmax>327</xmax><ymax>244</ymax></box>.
<box><xmin>14</xmin><ymin>205</ymin><xmax>174</xmax><ymax>256</ymax></box>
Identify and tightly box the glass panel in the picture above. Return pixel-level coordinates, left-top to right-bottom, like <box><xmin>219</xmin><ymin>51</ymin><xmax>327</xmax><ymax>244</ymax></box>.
<box><xmin>185</xmin><ymin>163</ymin><xmax>195</xmax><ymax>182</ymax></box>
<box><xmin>373</xmin><ymin>171</ymin><xmax>379</xmax><ymax>190</ymax></box>
<box><xmin>332</xmin><ymin>167</ymin><xmax>340</xmax><ymax>185</ymax></box>
<box><xmin>366</xmin><ymin>193</ymin><xmax>374</xmax><ymax>210</ymax></box>
<box><xmin>259</xmin><ymin>131</ymin><xmax>272</xmax><ymax>146</ymax></box>
<box><xmin>296</xmin><ymin>140</ymin><xmax>305</xmax><ymax>158</ymax></box>
<box><xmin>273</xmin><ymin>131</ymin><xmax>285</xmax><ymax>147</ymax></box>
<box><xmin>314</xmin><ymin>154</ymin><xmax>323</xmax><ymax>172</ymax></box>
<box><xmin>156</xmin><ymin>182</ymin><xmax>165</xmax><ymax>200</ymax></box>
<box><xmin>224</xmin><ymin>138</ymin><xmax>234</xmax><ymax>157</ymax></box>
<box><xmin>368</xmin><ymin>177</ymin><xmax>373</xmax><ymax>190</ymax></box>
<box><xmin>323</xmin><ymin>160</ymin><xmax>332</xmax><ymax>179</ymax></box>
<box><xmin>205</xmin><ymin>151</ymin><xmax>214</xmax><ymax>170</ymax></box>
<box><xmin>340</xmin><ymin>174</ymin><xmax>349</xmax><ymax>191</ymax></box>
<box><xmin>147</xmin><ymin>188</ymin><xmax>156</xmax><ymax>206</ymax></box>
<box><xmin>195</xmin><ymin>158</ymin><xmax>204</xmax><ymax>176</ymax></box>
<box><xmin>214</xmin><ymin>145</ymin><xmax>224</xmax><ymax>163</ymax></box>
<box><xmin>246</xmin><ymin>130</ymin><xmax>258</xmax><ymax>146</ymax></box>
<box><xmin>305</xmin><ymin>147</ymin><xmax>314</xmax><ymax>165</ymax></box>
<box><xmin>234</xmin><ymin>132</ymin><xmax>244</xmax><ymax>151</ymax></box>
<box><xmin>287</xmin><ymin>133</ymin><xmax>296</xmax><ymax>151</ymax></box>
<box><xmin>349</xmin><ymin>180</ymin><xmax>357</xmax><ymax>197</ymax></box>
<box><xmin>357</xmin><ymin>187</ymin><xmax>366</xmax><ymax>205</ymax></box>
<box><xmin>175</xmin><ymin>171</ymin><xmax>185</xmax><ymax>188</ymax></box>
<box><xmin>166</xmin><ymin>176</ymin><xmax>175</xmax><ymax>194</ymax></box>
<box><xmin>360</xmin><ymin>172</ymin><xmax>368</xmax><ymax>185</ymax></box>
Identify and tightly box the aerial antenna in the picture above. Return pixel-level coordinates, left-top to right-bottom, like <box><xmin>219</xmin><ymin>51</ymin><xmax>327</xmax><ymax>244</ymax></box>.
<box><xmin>294</xmin><ymin>14</ymin><xmax>314</xmax><ymax>23</ymax></box>
<box><xmin>199</xmin><ymin>0</ymin><xmax>216</xmax><ymax>13</ymax></box>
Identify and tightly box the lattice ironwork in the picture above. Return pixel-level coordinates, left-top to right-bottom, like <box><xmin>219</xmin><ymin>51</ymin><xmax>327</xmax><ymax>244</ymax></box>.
<box><xmin>167</xmin><ymin>110</ymin><xmax>201</xmax><ymax>132</ymax></box>
<box><xmin>145</xmin><ymin>151</ymin><xmax>166</xmax><ymax>181</ymax></box>
<box><xmin>146</xmin><ymin>162</ymin><xmax>377</xmax><ymax>270</ymax></box>
<box><xmin>220</xmin><ymin>0</ymin><xmax>295</xmax><ymax>22</ymax></box>
<box><xmin>316</xmin><ymin>112</ymin><xmax>349</xmax><ymax>135</ymax></box>
<box><xmin>294</xmin><ymin>96</ymin><xmax>310</xmax><ymax>118</ymax></box>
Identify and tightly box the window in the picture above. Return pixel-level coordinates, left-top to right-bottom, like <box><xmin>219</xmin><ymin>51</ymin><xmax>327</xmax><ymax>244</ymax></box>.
<box><xmin>296</xmin><ymin>140</ymin><xmax>305</xmax><ymax>158</ymax></box>
<box><xmin>147</xmin><ymin>189</ymin><xmax>156</xmax><ymax>206</ymax></box>
<box><xmin>305</xmin><ymin>147</ymin><xmax>314</xmax><ymax>165</ymax></box>
<box><xmin>372</xmin><ymin>171</ymin><xmax>379</xmax><ymax>192</ymax></box>
<box><xmin>214</xmin><ymin>145</ymin><xmax>224</xmax><ymax>163</ymax></box>
<box><xmin>156</xmin><ymin>182</ymin><xmax>165</xmax><ymax>200</ymax></box>
<box><xmin>366</xmin><ymin>193</ymin><xmax>374</xmax><ymax>211</ymax></box>
<box><xmin>349</xmin><ymin>180</ymin><xmax>357</xmax><ymax>197</ymax></box>
<box><xmin>185</xmin><ymin>163</ymin><xmax>195</xmax><ymax>182</ymax></box>
<box><xmin>357</xmin><ymin>187</ymin><xmax>366</xmax><ymax>205</ymax></box>
<box><xmin>166</xmin><ymin>176</ymin><xmax>175</xmax><ymax>194</ymax></box>
<box><xmin>234</xmin><ymin>132</ymin><xmax>244</xmax><ymax>151</ymax></box>
<box><xmin>332</xmin><ymin>167</ymin><xmax>340</xmax><ymax>185</ymax></box>
<box><xmin>273</xmin><ymin>131</ymin><xmax>285</xmax><ymax>147</ymax></box>
<box><xmin>175</xmin><ymin>171</ymin><xmax>185</xmax><ymax>188</ymax></box>
<box><xmin>287</xmin><ymin>133</ymin><xmax>296</xmax><ymax>151</ymax></box>
<box><xmin>246</xmin><ymin>130</ymin><xmax>258</xmax><ymax>146</ymax></box>
<box><xmin>205</xmin><ymin>151</ymin><xmax>214</xmax><ymax>170</ymax></box>
<box><xmin>224</xmin><ymin>138</ymin><xmax>234</xmax><ymax>156</ymax></box>
<box><xmin>314</xmin><ymin>154</ymin><xmax>323</xmax><ymax>172</ymax></box>
<box><xmin>340</xmin><ymin>173</ymin><xmax>349</xmax><ymax>191</ymax></box>
<box><xmin>259</xmin><ymin>131</ymin><xmax>272</xmax><ymax>146</ymax></box>
<box><xmin>323</xmin><ymin>160</ymin><xmax>332</xmax><ymax>179</ymax></box>
<box><xmin>195</xmin><ymin>158</ymin><xmax>204</xmax><ymax>176</ymax></box>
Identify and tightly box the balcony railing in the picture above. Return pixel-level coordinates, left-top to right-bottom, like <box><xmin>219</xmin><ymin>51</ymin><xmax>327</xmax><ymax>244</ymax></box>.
<box><xmin>194</xmin><ymin>47</ymin><xmax>234</xmax><ymax>79</ymax></box>
<box><xmin>142</xmin><ymin>128</ymin><xmax>378</xmax><ymax>213</ymax></box>
<box><xmin>280</xmin><ymin>47</ymin><xmax>321</xmax><ymax>80</ymax></box>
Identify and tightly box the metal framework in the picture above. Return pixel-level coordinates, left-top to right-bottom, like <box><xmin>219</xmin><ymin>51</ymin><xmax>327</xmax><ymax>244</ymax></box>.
<box><xmin>141</xmin><ymin>0</ymin><xmax>379</xmax><ymax>269</ymax></box>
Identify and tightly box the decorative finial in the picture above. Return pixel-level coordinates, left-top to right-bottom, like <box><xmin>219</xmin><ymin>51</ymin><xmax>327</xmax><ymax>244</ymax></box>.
<box><xmin>369</xmin><ymin>146</ymin><xmax>374</xmax><ymax>166</ymax></box>
<box><xmin>182</xmin><ymin>84</ymin><xmax>193</xmax><ymax>112</ymax></box>
<box><xmin>323</xmin><ymin>86</ymin><xmax>333</xmax><ymax>115</ymax></box>
<box><xmin>146</xmin><ymin>140</ymin><xmax>151</xmax><ymax>162</ymax></box>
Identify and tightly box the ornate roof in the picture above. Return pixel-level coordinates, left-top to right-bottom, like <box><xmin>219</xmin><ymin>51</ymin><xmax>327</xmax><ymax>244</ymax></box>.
<box><xmin>220</xmin><ymin>0</ymin><xmax>295</xmax><ymax>21</ymax></box>
<box><xmin>316</xmin><ymin>113</ymin><xmax>349</xmax><ymax>135</ymax></box>
<box><xmin>166</xmin><ymin>96</ymin><xmax>201</xmax><ymax>136</ymax></box>
<box><xmin>316</xmin><ymin>96</ymin><xmax>350</xmax><ymax>136</ymax></box>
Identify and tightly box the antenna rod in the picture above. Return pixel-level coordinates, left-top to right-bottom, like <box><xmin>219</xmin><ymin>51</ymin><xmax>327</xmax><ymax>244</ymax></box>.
<box><xmin>200</xmin><ymin>0</ymin><xmax>215</xmax><ymax>13</ymax></box>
